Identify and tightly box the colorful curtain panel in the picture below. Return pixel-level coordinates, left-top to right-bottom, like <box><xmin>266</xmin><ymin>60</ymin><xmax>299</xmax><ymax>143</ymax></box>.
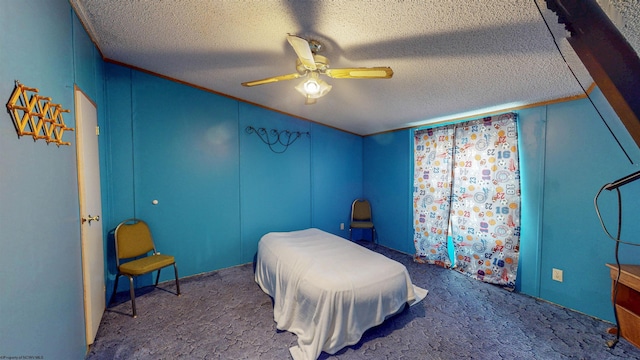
<box><xmin>413</xmin><ymin>113</ymin><xmax>521</xmax><ymax>288</ymax></box>
<box><xmin>413</xmin><ymin>126</ymin><xmax>454</xmax><ymax>268</ymax></box>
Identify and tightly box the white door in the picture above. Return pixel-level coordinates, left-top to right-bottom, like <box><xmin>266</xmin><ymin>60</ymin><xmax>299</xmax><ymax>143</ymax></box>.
<box><xmin>75</xmin><ymin>87</ymin><xmax>105</xmax><ymax>345</ymax></box>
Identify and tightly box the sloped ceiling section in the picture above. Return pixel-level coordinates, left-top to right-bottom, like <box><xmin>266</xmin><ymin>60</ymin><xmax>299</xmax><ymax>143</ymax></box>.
<box><xmin>599</xmin><ymin>0</ymin><xmax>640</xmax><ymax>55</ymax></box>
<box><xmin>71</xmin><ymin>0</ymin><xmax>598</xmax><ymax>135</ymax></box>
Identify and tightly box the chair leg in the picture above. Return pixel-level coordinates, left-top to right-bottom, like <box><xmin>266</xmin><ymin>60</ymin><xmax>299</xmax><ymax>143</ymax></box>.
<box><xmin>173</xmin><ymin>263</ymin><xmax>181</xmax><ymax>295</ymax></box>
<box><xmin>110</xmin><ymin>274</ymin><xmax>120</xmax><ymax>305</ymax></box>
<box><xmin>127</xmin><ymin>275</ymin><xmax>137</xmax><ymax>318</ymax></box>
<box><xmin>155</xmin><ymin>268</ymin><xmax>162</xmax><ymax>286</ymax></box>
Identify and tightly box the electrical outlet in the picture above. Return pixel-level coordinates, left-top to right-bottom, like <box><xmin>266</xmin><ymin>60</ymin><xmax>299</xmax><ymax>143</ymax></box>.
<box><xmin>340</xmin><ymin>223</ymin><xmax>345</xmax><ymax>230</ymax></box>
<box><xmin>552</xmin><ymin>268</ymin><xmax>563</xmax><ymax>282</ymax></box>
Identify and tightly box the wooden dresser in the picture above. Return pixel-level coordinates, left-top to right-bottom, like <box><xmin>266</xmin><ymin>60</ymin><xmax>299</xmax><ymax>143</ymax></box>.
<box><xmin>606</xmin><ymin>263</ymin><xmax>640</xmax><ymax>348</ymax></box>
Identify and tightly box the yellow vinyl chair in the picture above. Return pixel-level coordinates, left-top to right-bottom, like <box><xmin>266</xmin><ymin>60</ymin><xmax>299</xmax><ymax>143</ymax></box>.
<box><xmin>113</xmin><ymin>218</ymin><xmax>180</xmax><ymax>317</ymax></box>
<box><xmin>349</xmin><ymin>199</ymin><xmax>377</xmax><ymax>243</ymax></box>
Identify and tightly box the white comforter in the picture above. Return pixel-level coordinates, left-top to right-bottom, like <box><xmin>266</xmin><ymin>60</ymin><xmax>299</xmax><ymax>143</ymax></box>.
<box><xmin>254</xmin><ymin>228</ymin><xmax>428</xmax><ymax>360</ymax></box>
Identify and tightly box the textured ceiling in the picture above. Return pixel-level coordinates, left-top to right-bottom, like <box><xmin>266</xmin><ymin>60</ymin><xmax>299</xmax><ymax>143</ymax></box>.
<box><xmin>599</xmin><ymin>0</ymin><xmax>640</xmax><ymax>55</ymax></box>
<box><xmin>70</xmin><ymin>0</ymin><xmax>609</xmax><ymax>135</ymax></box>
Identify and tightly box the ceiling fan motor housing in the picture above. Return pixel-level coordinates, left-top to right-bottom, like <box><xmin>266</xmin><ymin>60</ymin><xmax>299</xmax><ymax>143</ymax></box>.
<box><xmin>308</xmin><ymin>39</ymin><xmax>323</xmax><ymax>54</ymax></box>
<box><xmin>296</xmin><ymin>55</ymin><xmax>329</xmax><ymax>75</ymax></box>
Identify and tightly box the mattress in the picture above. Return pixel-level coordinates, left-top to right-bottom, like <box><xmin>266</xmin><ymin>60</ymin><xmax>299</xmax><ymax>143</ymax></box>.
<box><xmin>254</xmin><ymin>228</ymin><xmax>428</xmax><ymax>360</ymax></box>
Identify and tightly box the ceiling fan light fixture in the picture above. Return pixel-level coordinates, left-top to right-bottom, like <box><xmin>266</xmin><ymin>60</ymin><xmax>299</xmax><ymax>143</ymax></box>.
<box><xmin>243</xmin><ymin>35</ymin><xmax>391</xmax><ymax>105</ymax></box>
<box><xmin>304</xmin><ymin>79</ymin><xmax>321</xmax><ymax>95</ymax></box>
<box><xmin>295</xmin><ymin>72</ymin><xmax>332</xmax><ymax>102</ymax></box>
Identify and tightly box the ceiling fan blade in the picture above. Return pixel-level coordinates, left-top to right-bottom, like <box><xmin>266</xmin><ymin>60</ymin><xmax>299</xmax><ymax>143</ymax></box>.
<box><xmin>241</xmin><ymin>72</ymin><xmax>302</xmax><ymax>87</ymax></box>
<box><xmin>287</xmin><ymin>34</ymin><xmax>317</xmax><ymax>71</ymax></box>
<box><xmin>325</xmin><ymin>67</ymin><xmax>393</xmax><ymax>79</ymax></box>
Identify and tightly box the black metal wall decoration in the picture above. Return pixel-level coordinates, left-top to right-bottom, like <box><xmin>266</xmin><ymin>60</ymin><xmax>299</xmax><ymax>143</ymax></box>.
<box><xmin>245</xmin><ymin>126</ymin><xmax>310</xmax><ymax>153</ymax></box>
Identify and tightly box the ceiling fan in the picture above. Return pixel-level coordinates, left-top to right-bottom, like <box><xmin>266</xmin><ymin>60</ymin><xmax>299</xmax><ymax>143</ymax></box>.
<box><xmin>241</xmin><ymin>34</ymin><xmax>394</xmax><ymax>104</ymax></box>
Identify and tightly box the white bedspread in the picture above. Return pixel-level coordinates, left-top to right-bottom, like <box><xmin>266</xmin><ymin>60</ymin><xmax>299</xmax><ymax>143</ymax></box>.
<box><xmin>254</xmin><ymin>228</ymin><xmax>428</xmax><ymax>360</ymax></box>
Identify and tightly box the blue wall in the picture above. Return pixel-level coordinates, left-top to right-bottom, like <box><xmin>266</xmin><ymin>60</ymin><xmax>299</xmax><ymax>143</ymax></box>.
<box><xmin>363</xmin><ymin>131</ymin><xmax>414</xmax><ymax>253</ymax></box>
<box><xmin>362</xmin><ymin>90</ymin><xmax>640</xmax><ymax>322</ymax></box>
<box><xmin>239</xmin><ymin>103</ymin><xmax>311</xmax><ymax>263</ymax></box>
<box><xmin>102</xmin><ymin>65</ymin><xmax>364</xmax><ymax>296</ymax></box>
<box><xmin>537</xmin><ymin>89</ymin><xmax>640</xmax><ymax>320</ymax></box>
<box><xmin>311</xmin><ymin>124</ymin><xmax>364</xmax><ymax>237</ymax></box>
<box><xmin>0</xmin><ymin>0</ymin><xmax>103</xmax><ymax>358</ymax></box>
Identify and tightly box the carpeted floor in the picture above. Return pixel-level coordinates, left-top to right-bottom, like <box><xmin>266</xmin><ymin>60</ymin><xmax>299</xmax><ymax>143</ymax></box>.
<box><xmin>86</xmin><ymin>241</ymin><xmax>640</xmax><ymax>359</ymax></box>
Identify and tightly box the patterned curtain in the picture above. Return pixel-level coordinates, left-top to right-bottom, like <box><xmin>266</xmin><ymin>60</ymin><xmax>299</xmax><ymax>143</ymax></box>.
<box><xmin>413</xmin><ymin>125</ymin><xmax>454</xmax><ymax>268</ymax></box>
<box><xmin>413</xmin><ymin>113</ymin><xmax>521</xmax><ymax>288</ymax></box>
<box><xmin>450</xmin><ymin>113</ymin><xmax>521</xmax><ymax>288</ymax></box>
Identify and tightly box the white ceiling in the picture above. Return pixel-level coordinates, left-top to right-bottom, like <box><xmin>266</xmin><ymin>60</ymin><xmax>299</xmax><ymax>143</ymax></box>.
<box><xmin>70</xmin><ymin>0</ymin><xmax>637</xmax><ymax>136</ymax></box>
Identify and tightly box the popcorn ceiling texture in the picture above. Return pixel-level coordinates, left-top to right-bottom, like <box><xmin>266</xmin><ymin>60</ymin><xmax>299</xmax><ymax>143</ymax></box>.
<box><xmin>599</xmin><ymin>0</ymin><xmax>640</xmax><ymax>56</ymax></box>
<box><xmin>70</xmin><ymin>0</ymin><xmax>631</xmax><ymax>135</ymax></box>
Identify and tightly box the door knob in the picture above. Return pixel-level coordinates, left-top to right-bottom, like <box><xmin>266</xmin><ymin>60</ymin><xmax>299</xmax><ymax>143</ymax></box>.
<box><xmin>82</xmin><ymin>215</ymin><xmax>100</xmax><ymax>224</ymax></box>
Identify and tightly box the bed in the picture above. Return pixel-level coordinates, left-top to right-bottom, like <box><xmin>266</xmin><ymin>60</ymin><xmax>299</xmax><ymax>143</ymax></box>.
<box><xmin>254</xmin><ymin>228</ymin><xmax>428</xmax><ymax>360</ymax></box>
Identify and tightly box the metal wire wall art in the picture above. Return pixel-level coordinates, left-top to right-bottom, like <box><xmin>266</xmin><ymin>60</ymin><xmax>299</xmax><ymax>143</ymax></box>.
<box><xmin>245</xmin><ymin>126</ymin><xmax>310</xmax><ymax>153</ymax></box>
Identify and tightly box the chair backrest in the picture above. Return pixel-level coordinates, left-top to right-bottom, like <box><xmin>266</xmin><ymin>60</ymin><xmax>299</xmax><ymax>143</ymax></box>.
<box><xmin>352</xmin><ymin>199</ymin><xmax>372</xmax><ymax>221</ymax></box>
<box><xmin>114</xmin><ymin>218</ymin><xmax>156</xmax><ymax>262</ymax></box>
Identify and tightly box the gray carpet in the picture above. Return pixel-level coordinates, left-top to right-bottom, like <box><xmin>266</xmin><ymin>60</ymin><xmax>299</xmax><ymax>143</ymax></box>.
<box><xmin>86</xmin><ymin>241</ymin><xmax>640</xmax><ymax>359</ymax></box>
